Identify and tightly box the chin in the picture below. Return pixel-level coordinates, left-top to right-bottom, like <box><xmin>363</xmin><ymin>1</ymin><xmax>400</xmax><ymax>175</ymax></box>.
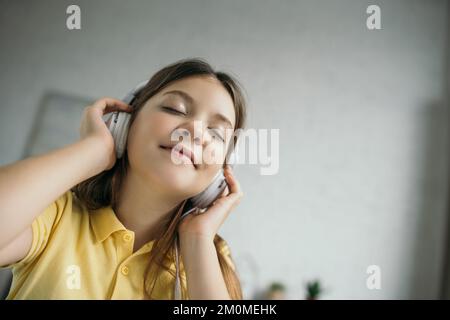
<box><xmin>131</xmin><ymin>146</ymin><xmax>199</xmax><ymax>193</ymax></box>
<box><xmin>150</xmin><ymin>163</ymin><xmax>197</xmax><ymax>193</ymax></box>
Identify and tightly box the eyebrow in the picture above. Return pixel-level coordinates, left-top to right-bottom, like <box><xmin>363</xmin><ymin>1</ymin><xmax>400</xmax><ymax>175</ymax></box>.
<box><xmin>163</xmin><ymin>90</ymin><xmax>234</xmax><ymax>128</ymax></box>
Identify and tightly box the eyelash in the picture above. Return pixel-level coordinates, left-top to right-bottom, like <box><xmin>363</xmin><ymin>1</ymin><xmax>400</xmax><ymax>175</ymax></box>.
<box><xmin>209</xmin><ymin>128</ymin><xmax>225</xmax><ymax>142</ymax></box>
<box><xmin>162</xmin><ymin>106</ymin><xmax>186</xmax><ymax>115</ymax></box>
<box><xmin>162</xmin><ymin>106</ymin><xmax>225</xmax><ymax>142</ymax></box>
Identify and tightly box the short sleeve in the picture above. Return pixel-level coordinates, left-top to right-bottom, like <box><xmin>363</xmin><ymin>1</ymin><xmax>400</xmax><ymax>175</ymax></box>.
<box><xmin>5</xmin><ymin>190</ymin><xmax>72</xmax><ymax>269</ymax></box>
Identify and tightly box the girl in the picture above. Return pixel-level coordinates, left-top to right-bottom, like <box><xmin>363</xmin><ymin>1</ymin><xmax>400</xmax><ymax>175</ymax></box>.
<box><xmin>0</xmin><ymin>58</ymin><xmax>246</xmax><ymax>299</ymax></box>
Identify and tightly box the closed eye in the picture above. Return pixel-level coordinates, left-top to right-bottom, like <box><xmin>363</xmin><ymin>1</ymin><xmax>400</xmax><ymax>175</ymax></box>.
<box><xmin>162</xmin><ymin>106</ymin><xmax>225</xmax><ymax>142</ymax></box>
<box><xmin>161</xmin><ymin>106</ymin><xmax>186</xmax><ymax>115</ymax></box>
<box><xmin>209</xmin><ymin>128</ymin><xmax>225</xmax><ymax>142</ymax></box>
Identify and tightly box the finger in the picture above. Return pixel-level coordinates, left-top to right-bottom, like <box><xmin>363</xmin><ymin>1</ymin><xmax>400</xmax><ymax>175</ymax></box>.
<box><xmin>223</xmin><ymin>171</ymin><xmax>243</xmax><ymax>210</ymax></box>
<box><xmin>224</xmin><ymin>166</ymin><xmax>241</xmax><ymax>195</ymax></box>
<box><xmin>220</xmin><ymin>185</ymin><xmax>230</xmax><ymax>198</ymax></box>
<box><xmin>213</xmin><ymin>188</ymin><xmax>241</xmax><ymax>212</ymax></box>
<box><xmin>92</xmin><ymin>98</ymin><xmax>132</xmax><ymax>114</ymax></box>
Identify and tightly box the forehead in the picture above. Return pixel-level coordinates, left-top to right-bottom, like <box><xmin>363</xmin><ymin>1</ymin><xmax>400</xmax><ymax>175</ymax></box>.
<box><xmin>157</xmin><ymin>76</ymin><xmax>236</xmax><ymax>128</ymax></box>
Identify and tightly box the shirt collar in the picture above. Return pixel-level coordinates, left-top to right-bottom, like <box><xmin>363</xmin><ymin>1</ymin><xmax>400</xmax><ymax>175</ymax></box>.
<box><xmin>90</xmin><ymin>206</ymin><xmax>127</xmax><ymax>243</ymax></box>
<box><xmin>89</xmin><ymin>206</ymin><xmax>156</xmax><ymax>256</ymax></box>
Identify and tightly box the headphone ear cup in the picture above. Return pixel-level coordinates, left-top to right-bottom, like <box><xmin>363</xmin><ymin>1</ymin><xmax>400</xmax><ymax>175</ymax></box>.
<box><xmin>189</xmin><ymin>170</ymin><xmax>228</xmax><ymax>209</ymax></box>
<box><xmin>226</xmin><ymin>150</ymin><xmax>238</xmax><ymax>168</ymax></box>
<box><xmin>101</xmin><ymin>80</ymin><xmax>147</xmax><ymax>159</ymax></box>
<box><xmin>102</xmin><ymin>111</ymin><xmax>132</xmax><ymax>159</ymax></box>
<box><xmin>187</xmin><ymin>148</ymin><xmax>238</xmax><ymax>210</ymax></box>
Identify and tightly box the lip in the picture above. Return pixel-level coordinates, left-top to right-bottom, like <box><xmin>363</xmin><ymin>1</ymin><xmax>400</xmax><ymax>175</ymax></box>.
<box><xmin>160</xmin><ymin>144</ymin><xmax>197</xmax><ymax>169</ymax></box>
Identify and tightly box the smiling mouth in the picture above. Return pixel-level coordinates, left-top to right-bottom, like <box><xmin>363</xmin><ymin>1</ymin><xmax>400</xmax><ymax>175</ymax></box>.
<box><xmin>159</xmin><ymin>145</ymin><xmax>197</xmax><ymax>169</ymax></box>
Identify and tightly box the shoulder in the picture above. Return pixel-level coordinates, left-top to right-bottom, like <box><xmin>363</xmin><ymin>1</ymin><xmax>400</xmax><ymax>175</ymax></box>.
<box><xmin>39</xmin><ymin>189</ymin><xmax>74</xmax><ymax>228</ymax></box>
<box><xmin>33</xmin><ymin>189</ymin><xmax>90</xmax><ymax>244</ymax></box>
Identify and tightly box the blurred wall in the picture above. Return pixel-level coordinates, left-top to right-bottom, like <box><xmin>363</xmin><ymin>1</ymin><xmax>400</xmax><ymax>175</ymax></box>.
<box><xmin>0</xmin><ymin>0</ymin><xmax>449</xmax><ymax>299</ymax></box>
<box><xmin>440</xmin><ymin>0</ymin><xmax>450</xmax><ymax>300</ymax></box>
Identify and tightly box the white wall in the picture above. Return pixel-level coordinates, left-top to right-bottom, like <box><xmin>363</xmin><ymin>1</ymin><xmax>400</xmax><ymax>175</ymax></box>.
<box><xmin>0</xmin><ymin>0</ymin><xmax>448</xmax><ymax>299</ymax></box>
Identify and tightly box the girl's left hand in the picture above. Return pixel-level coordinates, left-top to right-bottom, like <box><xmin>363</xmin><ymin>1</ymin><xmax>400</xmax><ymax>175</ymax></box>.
<box><xmin>177</xmin><ymin>165</ymin><xmax>243</xmax><ymax>241</ymax></box>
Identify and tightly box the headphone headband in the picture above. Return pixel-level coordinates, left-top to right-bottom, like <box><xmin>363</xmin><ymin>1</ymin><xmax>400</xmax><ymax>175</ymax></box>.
<box><xmin>122</xmin><ymin>80</ymin><xmax>148</xmax><ymax>105</ymax></box>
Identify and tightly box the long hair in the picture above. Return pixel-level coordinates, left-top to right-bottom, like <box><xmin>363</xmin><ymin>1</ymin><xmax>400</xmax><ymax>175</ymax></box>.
<box><xmin>71</xmin><ymin>58</ymin><xmax>247</xmax><ymax>299</ymax></box>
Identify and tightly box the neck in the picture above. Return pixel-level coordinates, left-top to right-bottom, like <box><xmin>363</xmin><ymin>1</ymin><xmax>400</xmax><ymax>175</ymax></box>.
<box><xmin>113</xmin><ymin>169</ymin><xmax>183</xmax><ymax>251</ymax></box>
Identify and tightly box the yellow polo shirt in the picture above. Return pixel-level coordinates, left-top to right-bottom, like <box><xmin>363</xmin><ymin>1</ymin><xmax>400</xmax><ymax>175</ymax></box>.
<box><xmin>1</xmin><ymin>190</ymin><xmax>234</xmax><ymax>299</ymax></box>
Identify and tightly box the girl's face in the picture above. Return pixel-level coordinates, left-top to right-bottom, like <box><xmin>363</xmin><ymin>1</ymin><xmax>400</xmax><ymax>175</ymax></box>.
<box><xmin>126</xmin><ymin>76</ymin><xmax>236</xmax><ymax>199</ymax></box>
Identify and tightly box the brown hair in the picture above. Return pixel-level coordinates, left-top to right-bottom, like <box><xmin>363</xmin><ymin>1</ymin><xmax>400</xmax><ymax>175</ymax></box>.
<box><xmin>71</xmin><ymin>58</ymin><xmax>247</xmax><ymax>299</ymax></box>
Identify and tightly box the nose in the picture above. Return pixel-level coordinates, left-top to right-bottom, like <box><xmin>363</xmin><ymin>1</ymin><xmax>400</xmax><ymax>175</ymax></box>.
<box><xmin>179</xmin><ymin>120</ymin><xmax>213</xmax><ymax>147</ymax></box>
<box><xmin>193</xmin><ymin>135</ymin><xmax>202</xmax><ymax>145</ymax></box>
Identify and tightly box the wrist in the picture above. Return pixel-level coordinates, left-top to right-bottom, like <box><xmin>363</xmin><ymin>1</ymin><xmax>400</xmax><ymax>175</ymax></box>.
<box><xmin>78</xmin><ymin>137</ymin><xmax>112</xmax><ymax>175</ymax></box>
<box><xmin>179</xmin><ymin>232</ymin><xmax>214</xmax><ymax>246</ymax></box>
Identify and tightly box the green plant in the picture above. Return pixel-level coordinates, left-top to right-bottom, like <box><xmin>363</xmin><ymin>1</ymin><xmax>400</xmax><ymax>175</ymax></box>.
<box><xmin>306</xmin><ymin>279</ymin><xmax>322</xmax><ymax>300</ymax></box>
<box><xmin>266</xmin><ymin>281</ymin><xmax>286</xmax><ymax>300</ymax></box>
<box><xmin>269</xmin><ymin>282</ymin><xmax>285</xmax><ymax>292</ymax></box>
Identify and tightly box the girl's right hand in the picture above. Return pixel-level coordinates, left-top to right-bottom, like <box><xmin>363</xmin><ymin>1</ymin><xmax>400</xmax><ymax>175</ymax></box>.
<box><xmin>79</xmin><ymin>97</ymin><xmax>133</xmax><ymax>171</ymax></box>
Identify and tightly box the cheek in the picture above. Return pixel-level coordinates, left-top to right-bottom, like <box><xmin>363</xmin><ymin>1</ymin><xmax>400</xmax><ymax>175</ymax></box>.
<box><xmin>202</xmin><ymin>142</ymin><xmax>228</xmax><ymax>166</ymax></box>
<box><xmin>202</xmin><ymin>164</ymin><xmax>224</xmax><ymax>183</ymax></box>
<box><xmin>146</xmin><ymin>113</ymin><xmax>177</xmax><ymax>137</ymax></box>
<box><xmin>127</xmin><ymin>113</ymin><xmax>173</xmax><ymax>161</ymax></box>
<box><xmin>129</xmin><ymin>112</ymin><xmax>176</xmax><ymax>146</ymax></box>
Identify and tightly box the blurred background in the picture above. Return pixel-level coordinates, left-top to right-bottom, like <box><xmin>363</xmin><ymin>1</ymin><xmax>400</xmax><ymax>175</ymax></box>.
<box><xmin>0</xmin><ymin>0</ymin><xmax>449</xmax><ymax>299</ymax></box>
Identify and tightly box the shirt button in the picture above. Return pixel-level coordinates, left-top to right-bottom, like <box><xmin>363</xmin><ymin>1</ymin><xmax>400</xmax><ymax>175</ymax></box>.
<box><xmin>123</xmin><ymin>233</ymin><xmax>132</xmax><ymax>242</ymax></box>
<box><xmin>121</xmin><ymin>266</ymin><xmax>129</xmax><ymax>276</ymax></box>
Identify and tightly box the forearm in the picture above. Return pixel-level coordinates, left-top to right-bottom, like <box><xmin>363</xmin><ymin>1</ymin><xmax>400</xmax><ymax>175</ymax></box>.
<box><xmin>0</xmin><ymin>137</ymin><xmax>107</xmax><ymax>248</ymax></box>
<box><xmin>180</xmin><ymin>234</ymin><xmax>231</xmax><ymax>300</ymax></box>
